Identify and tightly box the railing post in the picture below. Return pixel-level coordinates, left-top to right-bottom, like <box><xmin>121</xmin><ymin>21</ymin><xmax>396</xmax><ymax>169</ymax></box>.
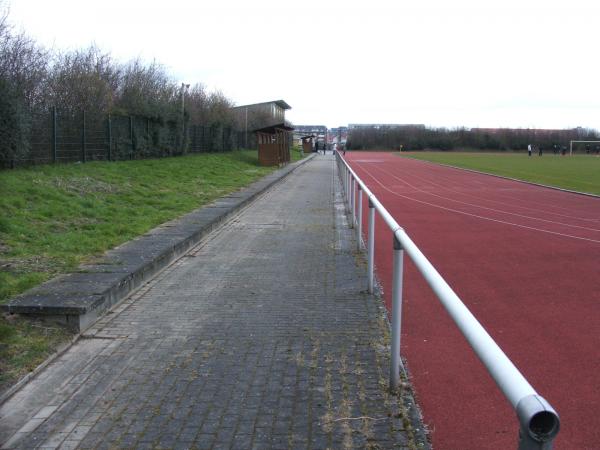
<box><xmin>357</xmin><ymin>187</ymin><xmax>363</xmax><ymax>250</ymax></box>
<box><xmin>368</xmin><ymin>198</ymin><xmax>375</xmax><ymax>294</ymax></box>
<box><xmin>390</xmin><ymin>234</ymin><xmax>404</xmax><ymax>391</ymax></box>
<box><xmin>345</xmin><ymin>168</ymin><xmax>350</xmax><ymax>211</ymax></box>
<box><xmin>349</xmin><ymin>178</ymin><xmax>355</xmax><ymax>228</ymax></box>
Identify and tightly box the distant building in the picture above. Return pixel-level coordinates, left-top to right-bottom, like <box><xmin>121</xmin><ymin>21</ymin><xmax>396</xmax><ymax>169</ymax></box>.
<box><xmin>348</xmin><ymin>123</ymin><xmax>425</xmax><ymax>130</ymax></box>
<box><xmin>293</xmin><ymin>125</ymin><xmax>327</xmax><ymax>147</ymax></box>
<box><xmin>232</xmin><ymin>100</ymin><xmax>291</xmax><ymax>130</ymax></box>
<box><xmin>329</xmin><ymin>126</ymin><xmax>348</xmax><ymax>146</ymax></box>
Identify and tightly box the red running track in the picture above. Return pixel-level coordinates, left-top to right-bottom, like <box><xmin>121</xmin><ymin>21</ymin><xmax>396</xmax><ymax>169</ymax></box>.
<box><xmin>344</xmin><ymin>152</ymin><xmax>600</xmax><ymax>450</ymax></box>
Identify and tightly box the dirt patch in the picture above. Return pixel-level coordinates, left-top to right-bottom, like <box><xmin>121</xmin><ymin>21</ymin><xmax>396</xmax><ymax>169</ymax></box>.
<box><xmin>33</xmin><ymin>176</ymin><xmax>121</xmax><ymax>196</ymax></box>
<box><xmin>0</xmin><ymin>255</ymin><xmax>56</xmax><ymax>274</ymax></box>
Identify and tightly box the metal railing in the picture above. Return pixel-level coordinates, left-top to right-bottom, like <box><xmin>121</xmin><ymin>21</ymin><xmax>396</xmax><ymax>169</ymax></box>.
<box><xmin>335</xmin><ymin>152</ymin><xmax>560</xmax><ymax>450</ymax></box>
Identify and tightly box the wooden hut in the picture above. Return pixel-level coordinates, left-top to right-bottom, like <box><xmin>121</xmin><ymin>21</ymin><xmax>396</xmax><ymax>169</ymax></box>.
<box><xmin>301</xmin><ymin>135</ymin><xmax>315</xmax><ymax>153</ymax></box>
<box><xmin>254</xmin><ymin>123</ymin><xmax>294</xmax><ymax>166</ymax></box>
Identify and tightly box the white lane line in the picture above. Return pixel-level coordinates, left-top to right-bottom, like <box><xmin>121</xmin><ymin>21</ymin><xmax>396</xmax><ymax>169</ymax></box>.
<box><xmin>369</xmin><ymin>163</ymin><xmax>600</xmax><ymax>233</ymax></box>
<box><xmin>355</xmin><ymin>163</ymin><xmax>600</xmax><ymax>245</ymax></box>
<box><xmin>397</xmin><ymin>156</ymin><xmax>600</xmax><ymax>221</ymax></box>
<box><xmin>381</xmin><ymin>159</ymin><xmax>600</xmax><ymax>224</ymax></box>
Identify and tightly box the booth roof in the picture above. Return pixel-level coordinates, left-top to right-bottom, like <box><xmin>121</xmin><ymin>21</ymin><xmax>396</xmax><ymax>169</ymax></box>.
<box><xmin>253</xmin><ymin>123</ymin><xmax>295</xmax><ymax>134</ymax></box>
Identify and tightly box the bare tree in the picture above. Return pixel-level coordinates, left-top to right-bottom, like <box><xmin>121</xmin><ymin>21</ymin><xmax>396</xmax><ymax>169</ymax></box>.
<box><xmin>205</xmin><ymin>90</ymin><xmax>236</xmax><ymax>127</ymax></box>
<box><xmin>116</xmin><ymin>59</ymin><xmax>178</xmax><ymax>119</ymax></box>
<box><xmin>46</xmin><ymin>45</ymin><xmax>120</xmax><ymax>116</ymax></box>
<box><xmin>185</xmin><ymin>83</ymin><xmax>210</xmax><ymax>125</ymax></box>
<box><xmin>0</xmin><ymin>2</ymin><xmax>48</xmax><ymax>110</ymax></box>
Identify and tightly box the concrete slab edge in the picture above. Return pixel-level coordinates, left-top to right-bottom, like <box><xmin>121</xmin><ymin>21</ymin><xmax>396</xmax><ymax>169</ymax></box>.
<box><xmin>338</xmin><ymin>164</ymin><xmax>430</xmax><ymax>449</ymax></box>
<box><xmin>2</xmin><ymin>154</ymin><xmax>316</xmax><ymax>333</ymax></box>
<box><xmin>355</xmin><ymin>245</ymin><xmax>431</xmax><ymax>449</ymax></box>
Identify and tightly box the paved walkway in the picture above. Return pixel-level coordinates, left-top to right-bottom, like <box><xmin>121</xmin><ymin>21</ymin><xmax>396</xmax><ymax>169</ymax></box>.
<box><xmin>0</xmin><ymin>156</ymin><xmax>425</xmax><ymax>449</ymax></box>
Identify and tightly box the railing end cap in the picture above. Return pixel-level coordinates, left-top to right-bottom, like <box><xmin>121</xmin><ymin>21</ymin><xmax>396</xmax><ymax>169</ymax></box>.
<box><xmin>516</xmin><ymin>394</ymin><xmax>560</xmax><ymax>443</ymax></box>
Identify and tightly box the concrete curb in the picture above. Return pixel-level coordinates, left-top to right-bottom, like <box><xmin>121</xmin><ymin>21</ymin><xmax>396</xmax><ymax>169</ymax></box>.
<box><xmin>2</xmin><ymin>154</ymin><xmax>316</xmax><ymax>332</ymax></box>
<box><xmin>402</xmin><ymin>155</ymin><xmax>600</xmax><ymax>198</ymax></box>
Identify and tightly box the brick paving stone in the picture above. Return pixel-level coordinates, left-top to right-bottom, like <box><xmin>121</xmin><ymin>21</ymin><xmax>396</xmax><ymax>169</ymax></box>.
<box><xmin>0</xmin><ymin>156</ymin><xmax>427</xmax><ymax>449</ymax></box>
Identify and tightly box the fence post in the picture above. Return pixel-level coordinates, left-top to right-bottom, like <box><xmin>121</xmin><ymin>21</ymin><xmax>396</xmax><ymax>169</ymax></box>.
<box><xmin>81</xmin><ymin>110</ymin><xmax>86</xmax><ymax>163</ymax></box>
<box><xmin>357</xmin><ymin>187</ymin><xmax>363</xmax><ymax>250</ymax></box>
<box><xmin>52</xmin><ymin>107</ymin><xmax>57</xmax><ymax>163</ymax></box>
<box><xmin>368</xmin><ymin>199</ymin><xmax>375</xmax><ymax>294</ymax></box>
<box><xmin>129</xmin><ymin>116</ymin><xmax>134</xmax><ymax>159</ymax></box>
<box><xmin>390</xmin><ymin>234</ymin><xmax>404</xmax><ymax>391</ymax></box>
<box><xmin>107</xmin><ymin>114</ymin><xmax>112</xmax><ymax>161</ymax></box>
<box><xmin>146</xmin><ymin>118</ymin><xmax>150</xmax><ymax>153</ymax></box>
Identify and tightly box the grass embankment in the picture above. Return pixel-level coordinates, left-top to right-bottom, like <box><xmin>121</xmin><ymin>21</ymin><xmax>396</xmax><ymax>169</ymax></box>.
<box><xmin>0</xmin><ymin>148</ymin><xmax>305</xmax><ymax>391</ymax></box>
<box><xmin>402</xmin><ymin>151</ymin><xmax>600</xmax><ymax>195</ymax></box>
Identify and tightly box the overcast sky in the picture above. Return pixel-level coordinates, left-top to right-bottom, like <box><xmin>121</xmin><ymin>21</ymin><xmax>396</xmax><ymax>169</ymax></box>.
<box><xmin>7</xmin><ymin>0</ymin><xmax>600</xmax><ymax>129</ymax></box>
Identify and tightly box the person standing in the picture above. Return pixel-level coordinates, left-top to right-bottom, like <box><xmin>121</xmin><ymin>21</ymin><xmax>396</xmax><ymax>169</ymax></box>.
<box><xmin>528</xmin><ymin>144</ymin><xmax>532</xmax><ymax>157</ymax></box>
<box><xmin>538</xmin><ymin>145</ymin><xmax>543</xmax><ymax>156</ymax></box>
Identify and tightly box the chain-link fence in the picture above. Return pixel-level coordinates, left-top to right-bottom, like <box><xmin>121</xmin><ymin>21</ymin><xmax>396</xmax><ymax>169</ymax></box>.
<box><xmin>1</xmin><ymin>108</ymin><xmax>243</xmax><ymax>169</ymax></box>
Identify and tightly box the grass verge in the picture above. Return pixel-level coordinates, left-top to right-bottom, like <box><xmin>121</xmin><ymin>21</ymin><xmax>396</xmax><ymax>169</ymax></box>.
<box><xmin>0</xmin><ymin>149</ymin><xmax>304</xmax><ymax>393</ymax></box>
<box><xmin>401</xmin><ymin>151</ymin><xmax>600</xmax><ymax>195</ymax></box>
<box><xmin>0</xmin><ymin>315</ymin><xmax>72</xmax><ymax>391</ymax></box>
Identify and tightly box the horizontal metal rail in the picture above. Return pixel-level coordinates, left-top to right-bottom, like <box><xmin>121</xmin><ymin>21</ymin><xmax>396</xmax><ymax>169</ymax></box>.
<box><xmin>335</xmin><ymin>151</ymin><xmax>560</xmax><ymax>449</ymax></box>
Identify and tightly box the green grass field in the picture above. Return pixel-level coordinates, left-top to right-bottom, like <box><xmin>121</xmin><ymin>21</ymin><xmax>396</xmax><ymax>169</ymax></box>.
<box><xmin>402</xmin><ymin>152</ymin><xmax>600</xmax><ymax>195</ymax></box>
<box><xmin>0</xmin><ymin>148</ymin><xmax>304</xmax><ymax>391</ymax></box>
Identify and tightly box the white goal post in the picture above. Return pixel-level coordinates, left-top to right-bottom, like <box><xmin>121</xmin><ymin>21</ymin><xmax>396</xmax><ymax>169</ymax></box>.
<box><xmin>569</xmin><ymin>140</ymin><xmax>600</xmax><ymax>156</ymax></box>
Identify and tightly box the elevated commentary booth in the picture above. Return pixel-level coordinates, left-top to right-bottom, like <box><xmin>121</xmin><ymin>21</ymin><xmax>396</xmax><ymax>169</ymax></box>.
<box><xmin>232</xmin><ymin>100</ymin><xmax>294</xmax><ymax>167</ymax></box>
